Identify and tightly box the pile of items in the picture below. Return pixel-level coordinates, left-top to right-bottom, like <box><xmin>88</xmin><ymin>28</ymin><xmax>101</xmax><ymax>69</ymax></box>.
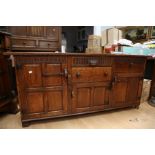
<box><xmin>86</xmin><ymin>28</ymin><xmax>123</xmax><ymax>54</ymax></box>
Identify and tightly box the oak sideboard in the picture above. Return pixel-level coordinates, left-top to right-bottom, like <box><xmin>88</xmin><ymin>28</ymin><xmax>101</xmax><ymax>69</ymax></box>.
<box><xmin>4</xmin><ymin>52</ymin><xmax>147</xmax><ymax>127</ymax></box>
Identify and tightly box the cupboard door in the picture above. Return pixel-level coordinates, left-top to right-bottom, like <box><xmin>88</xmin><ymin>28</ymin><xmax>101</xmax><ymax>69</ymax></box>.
<box><xmin>126</xmin><ymin>77</ymin><xmax>143</xmax><ymax>104</ymax></box>
<box><xmin>27</xmin><ymin>26</ymin><xmax>46</xmax><ymax>37</ymax></box>
<box><xmin>8</xmin><ymin>26</ymin><xmax>27</xmax><ymax>36</ymax></box>
<box><xmin>111</xmin><ymin>77</ymin><xmax>128</xmax><ymax>107</ymax></box>
<box><xmin>72</xmin><ymin>83</ymin><xmax>92</xmax><ymax>113</ymax></box>
<box><xmin>45</xmin><ymin>88</ymin><xmax>67</xmax><ymax>115</ymax></box>
<box><xmin>92</xmin><ymin>83</ymin><xmax>111</xmax><ymax>110</ymax></box>
<box><xmin>42</xmin><ymin>63</ymin><xmax>68</xmax><ymax>115</ymax></box>
<box><xmin>46</xmin><ymin>27</ymin><xmax>59</xmax><ymax>40</ymax></box>
<box><xmin>23</xmin><ymin>64</ymin><xmax>42</xmax><ymax>88</ymax></box>
<box><xmin>24</xmin><ymin>92</ymin><xmax>44</xmax><ymax>114</ymax></box>
<box><xmin>42</xmin><ymin>63</ymin><xmax>66</xmax><ymax>87</ymax></box>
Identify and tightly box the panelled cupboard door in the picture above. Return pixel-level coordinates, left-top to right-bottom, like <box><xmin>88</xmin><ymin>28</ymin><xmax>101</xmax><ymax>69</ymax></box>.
<box><xmin>71</xmin><ymin>82</ymin><xmax>111</xmax><ymax>113</ymax></box>
<box><xmin>92</xmin><ymin>82</ymin><xmax>111</xmax><ymax>110</ymax></box>
<box><xmin>16</xmin><ymin>63</ymin><xmax>68</xmax><ymax>116</ymax></box>
<box><xmin>46</xmin><ymin>27</ymin><xmax>59</xmax><ymax>40</ymax></box>
<box><xmin>42</xmin><ymin>63</ymin><xmax>68</xmax><ymax>115</ymax></box>
<box><xmin>126</xmin><ymin>77</ymin><xmax>143</xmax><ymax>104</ymax></box>
<box><xmin>71</xmin><ymin>83</ymin><xmax>92</xmax><ymax>113</ymax></box>
<box><xmin>22</xmin><ymin>64</ymin><xmax>42</xmax><ymax>88</ymax></box>
<box><xmin>111</xmin><ymin>77</ymin><xmax>128</xmax><ymax>108</ymax></box>
<box><xmin>111</xmin><ymin>76</ymin><xmax>143</xmax><ymax>108</ymax></box>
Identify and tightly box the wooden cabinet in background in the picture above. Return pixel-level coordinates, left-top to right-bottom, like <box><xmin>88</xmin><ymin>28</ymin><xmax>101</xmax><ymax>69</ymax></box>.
<box><xmin>7</xmin><ymin>26</ymin><xmax>61</xmax><ymax>51</ymax></box>
<box><xmin>7</xmin><ymin>52</ymin><xmax>146</xmax><ymax>126</ymax></box>
<box><xmin>0</xmin><ymin>31</ymin><xmax>18</xmax><ymax>113</ymax></box>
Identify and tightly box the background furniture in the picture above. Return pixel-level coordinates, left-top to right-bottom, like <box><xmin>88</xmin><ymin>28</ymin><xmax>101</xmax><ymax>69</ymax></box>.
<box><xmin>7</xmin><ymin>26</ymin><xmax>61</xmax><ymax>51</ymax></box>
<box><xmin>0</xmin><ymin>31</ymin><xmax>18</xmax><ymax>113</ymax></box>
<box><xmin>6</xmin><ymin>52</ymin><xmax>146</xmax><ymax>126</ymax></box>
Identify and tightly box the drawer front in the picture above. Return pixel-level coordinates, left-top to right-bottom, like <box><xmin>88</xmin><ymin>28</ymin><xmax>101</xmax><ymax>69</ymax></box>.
<box><xmin>94</xmin><ymin>67</ymin><xmax>112</xmax><ymax>81</ymax></box>
<box><xmin>12</xmin><ymin>38</ymin><xmax>36</xmax><ymax>48</ymax></box>
<box><xmin>72</xmin><ymin>56</ymin><xmax>112</xmax><ymax>67</ymax></box>
<box><xmin>72</xmin><ymin>67</ymin><xmax>112</xmax><ymax>82</ymax></box>
<box><xmin>72</xmin><ymin>67</ymin><xmax>94</xmax><ymax>82</ymax></box>
<box><xmin>38</xmin><ymin>40</ymin><xmax>58</xmax><ymax>49</ymax></box>
<box><xmin>114</xmin><ymin>58</ymin><xmax>145</xmax><ymax>73</ymax></box>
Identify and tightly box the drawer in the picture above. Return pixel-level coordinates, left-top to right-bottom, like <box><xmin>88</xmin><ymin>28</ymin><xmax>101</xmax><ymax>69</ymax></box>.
<box><xmin>72</xmin><ymin>56</ymin><xmax>112</xmax><ymax>67</ymax></box>
<box><xmin>38</xmin><ymin>40</ymin><xmax>58</xmax><ymax>49</ymax></box>
<box><xmin>72</xmin><ymin>67</ymin><xmax>112</xmax><ymax>82</ymax></box>
<box><xmin>12</xmin><ymin>38</ymin><xmax>36</xmax><ymax>48</ymax></box>
<box><xmin>94</xmin><ymin>67</ymin><xmax>112</xmax><ymax>81</ymax></box>
<box><xmin>114</xmin><ymin>58</ymin><xmax>145</xmax><ymax>73</ymax></box>
<box><xmin>72</xmin><ymin>67</ymin><xmax>94</xmax><ymax>82</ymax></box>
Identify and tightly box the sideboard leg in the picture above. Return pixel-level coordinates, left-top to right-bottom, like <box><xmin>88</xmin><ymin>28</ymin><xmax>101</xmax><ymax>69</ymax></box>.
<box><xmin>22</xmin><ymin>122</ymin><xmax>30</xmax><ymax>127</ymax></box>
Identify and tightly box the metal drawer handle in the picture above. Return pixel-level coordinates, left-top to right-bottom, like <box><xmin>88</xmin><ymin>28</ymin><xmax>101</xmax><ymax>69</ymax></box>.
<box><xmin>104</xmin><ymin>72</ymin><xmax>108</xmax><ymax>76</ymax></box>
<box><xmin>89</xmin><ymin>59</ymin><xmax>98</xmax><ymax>66</ymax></box>
<box><xmin>76</xmin><ymin>72</ymin><xmax>80</xmax><ymax>78</ymax></box>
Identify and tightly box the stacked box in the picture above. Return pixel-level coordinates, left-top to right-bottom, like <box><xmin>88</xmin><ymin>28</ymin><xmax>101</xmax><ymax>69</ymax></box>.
<box><xmin>86</xmin><ymin>47</ymin><xmax>102</xmax><ymax>54</ymax></box>
<box><xmin>140</xmin><ymin>79</ymin><xmax>151</xmax><ymax>103</ymax></box>
<box><xmin>101</xmin><ymin>28</ymin><xmax>122</xmax><ymax>46</ymax></box>
<box><xmin>86</xmin><ymin>35</ymin><xmax>102</xmax><ymax>53</ymax></box>
<box><xmin>87</xmin><ymin>35</ymin><xmax>101</xmax><ymax>48</ymax></box>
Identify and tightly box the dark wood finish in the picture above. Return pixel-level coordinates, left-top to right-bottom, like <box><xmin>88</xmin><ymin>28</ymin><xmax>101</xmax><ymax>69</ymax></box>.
<box><xmin>5</xmin><ymin>52</ymin><xmax>146</xmax><ymax>126</ymax></box>
<box><xmin>0</xmin><ymin>32</ymin><xmax>18</xmax><ymax>113</ymax></box>
<box><xmin>7</xmin><ymin>26</ymin><xmax>61</xmax><ymax>51</ymax></box>
<box><xmin>149</xmin><ymin>60</ymin><xmax>155</xmax><ymax>98</ymax></box>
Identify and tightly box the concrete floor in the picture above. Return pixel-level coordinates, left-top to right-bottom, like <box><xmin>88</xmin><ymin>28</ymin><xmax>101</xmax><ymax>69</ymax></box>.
<box><xmin>0</xmin><ymin>102</ymin><xmax>155</xmax><ymax>129</ymax></box>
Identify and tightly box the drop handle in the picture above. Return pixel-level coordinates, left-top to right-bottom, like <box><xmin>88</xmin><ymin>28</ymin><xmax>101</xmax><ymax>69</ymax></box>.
<box><xmin>76</xmin><ymin>72</ymin><xmax>80</xmax><ymax>78</ymax></box>
<box><xmin>104</xmin><ymin>72</ymin><xmax>108</xmax><ymax>76</ymax></box>
<box><xmin>129</xmin><ymin>62</ymin><xmax>134</xmax><ymax>67</ymax></box>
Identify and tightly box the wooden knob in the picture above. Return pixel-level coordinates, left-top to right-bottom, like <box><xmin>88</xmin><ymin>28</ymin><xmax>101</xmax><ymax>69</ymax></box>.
<box><xmin>23</xmin><ymin>42</ymin><xmax>26</xmax><ymax>45</ymax></box>
<box><xmin>104</xmin><ymin>72</ymin><xmax>108</xmax><ymax>76</ymax></box>
<box><xmin>53</xmin><ymin>28</ymin><xmax>55</xmax><ymax>32</ymax></box>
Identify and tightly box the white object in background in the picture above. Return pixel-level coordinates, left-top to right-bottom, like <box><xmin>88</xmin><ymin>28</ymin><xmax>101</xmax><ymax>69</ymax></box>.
<box><xmin>108</xmin><ymin>28</ymin><xmax>122</xmax><ymax>44</ymax></box>
<box><xmin>101</xmin><ymin>30</ymin><xmax>107</xmax><ymax>46</ymax></box>
<box><xmin>61</xmin><ymin>45</ymin><xmax>66</xmax><ymax>53</ymax></box>
<box><xmin>118</xmin><ymin>39</ymin><xmax>133</xmax><ymax>46</ymax></box>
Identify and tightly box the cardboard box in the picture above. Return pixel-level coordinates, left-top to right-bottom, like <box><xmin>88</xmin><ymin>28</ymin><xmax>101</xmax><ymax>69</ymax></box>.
<box><xmin>140</xmin><ymin>79</ymin><xmax>151</xmax><ymax>103</ymax></box>
<box><xmin>101</xmin><ymin>28</ymin><xmax>122</xmax><ymax>47</ymax></box>
<box><xmin>85</xmin><ymin>47</ymin><xmax>102</xmax><ymax>54</ymax></box>
<box><xmin>108</xmin><ymin>28</ymin><xmax>122</xmax><ymax>44</ymax></box>
<box><xmin>101</xmin><ymin>30</ymin><xmax>107</xmax><ymax>46</ymax></box>
<box><xmin>87</xmin><ymin>35</ymin><xmax>101</xmax><ymax>48</ymax></box>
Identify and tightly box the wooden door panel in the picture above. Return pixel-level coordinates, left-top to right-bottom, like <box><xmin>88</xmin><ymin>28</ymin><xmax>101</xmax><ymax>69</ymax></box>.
<box><xmin>46</xmin><ymin>27</ymin><xmax>59</xmax><ymax>40</ymax></box>
<box><xmin>27</xmin><ymin>26</ymin><xmax>45</xmax><ymax>37</ymax></box>
<box><xmin>25</xmin><ymin>92</ymin><xmax>44</xmax><ymax>114</ymax></box>
<box><xmin>46</xmin><ymin>90</ymin><xmax>63</xmax><ymax>111</ymax></box>
<box><xmin>93</xmin><ymin>87</ymin><xmax>105</xmax><ymax>106</ymax></box>
<box><xmin>42</xmin><ymin>64</ymin><xmax>63</xmax><ymax>86</ymax></box>
<box><xmin>112</xmin><ymin>78</ymin><xmax>128</xmax><ymax>107</ymax></box>
<box><xmin>92</xmin><ymin>82</ymin><xmax>111</xmax><ymax>110</ymax></box>
<box><xmin>8</xmin><ymin>26</ymin><xmax>27</xmax><ymax>36</ymax></box>
<box><xmin>72</xmin><ymin>84</ymin><xmax>92</xmax><ymax>113</ymax></box>
<box><xmin>23</xmin><ymin>64</ymin><xmax>42</xmax><ymax>88</ymax></box>
<box><xmin>126</xmin><ymin>77</ymin><xmax>140</xmax><ymax>103</ymax></box>
<box><xmin>77</xmin><ymin>87</ymin><xmax>91</xmax><ymax>108</ymax></box>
